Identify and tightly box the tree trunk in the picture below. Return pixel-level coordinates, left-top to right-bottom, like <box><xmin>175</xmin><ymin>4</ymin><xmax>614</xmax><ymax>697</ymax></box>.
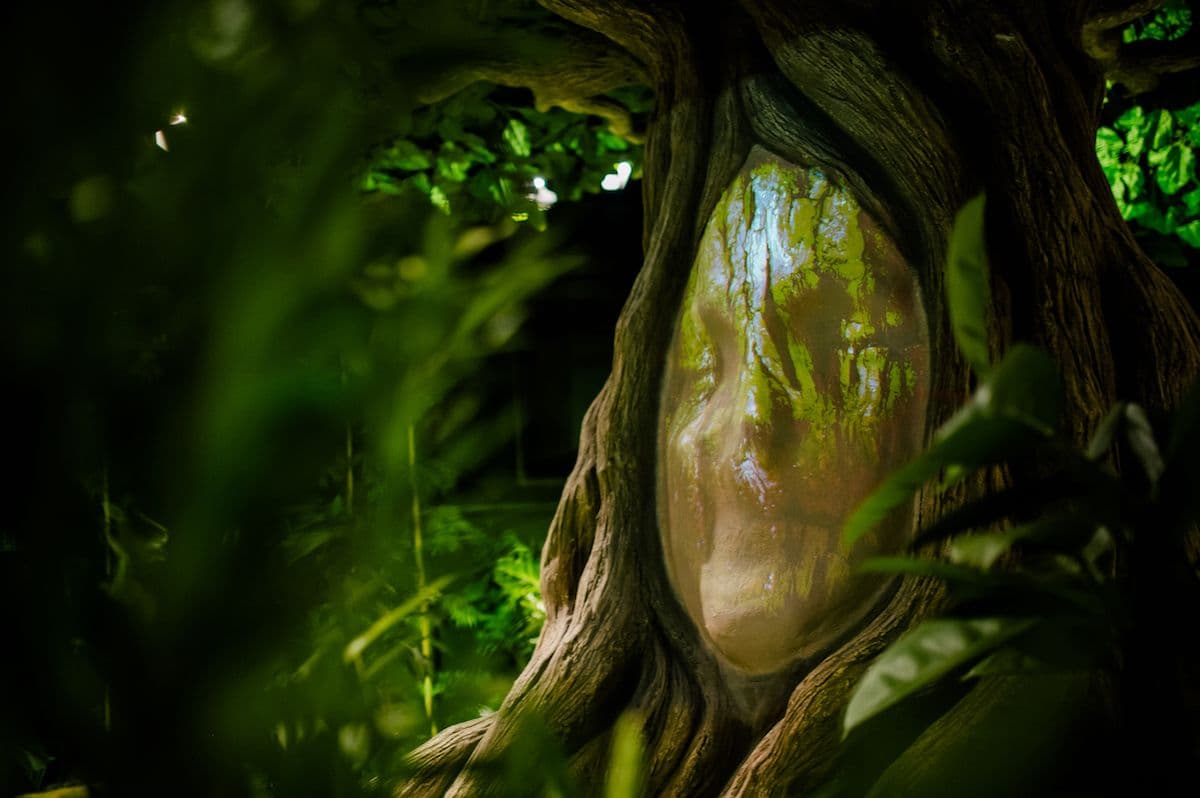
<box><xmin>399</xmin><ymin>1</ymin><xmax>1200</xmax><ymax>795</ymax></box>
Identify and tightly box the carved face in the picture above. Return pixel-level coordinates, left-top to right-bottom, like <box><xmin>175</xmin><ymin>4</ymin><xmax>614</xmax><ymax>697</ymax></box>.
<box><xmin>657</xmin><ymin>147</ymin><xmax>930</xmax><ymax>675</ymax></box>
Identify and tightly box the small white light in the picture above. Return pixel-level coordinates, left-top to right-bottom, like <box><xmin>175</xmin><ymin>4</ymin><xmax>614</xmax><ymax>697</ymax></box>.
<box><xmin>155</xmin><ymin>130</ymin><xmax>169</xmax><ymax>151</ymax></box>
<box><xmin>170</xmin><ymin>111</ymin><xmax>188</xmax><ymax>126</ymax></box>
<box><xmin>526</xmin><ymin>177</ymin><xmax>557</xmax><ymax>210</ymax></box>
<box><xmin>601</xmin><ymin>160</ymin><xmax>633</xmax><ymax>191</ymax></box>
<box><xmin>533</xmin><ymin>186</ymin><xmax>557</xmax><ymax>210</ymax></box>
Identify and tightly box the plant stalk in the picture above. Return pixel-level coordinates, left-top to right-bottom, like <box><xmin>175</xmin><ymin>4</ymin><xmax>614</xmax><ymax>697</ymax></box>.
<box><xmin>408</xmin><ymin>424</ymin><xmax>437</xmax><ymax>736</ymax></box>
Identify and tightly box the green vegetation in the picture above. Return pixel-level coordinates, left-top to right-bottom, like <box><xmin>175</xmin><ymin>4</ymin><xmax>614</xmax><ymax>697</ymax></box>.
<box><xmin>3</xmin><ymin>2</ymin><xmax>628</xmax><ymax>795</ymax></box>
<box><xmin>362</xmin><ymin>82</ymin><xmax>647</xmax><ymax>227</ymax></box>
<box><xmin>836</xmin><ymin>194</ymin><xmax>1200</xmax><ymax>796</ymax></box>
<box><xmin>3</xmin><ymin>1</ymin><xmax>1198</xmax><ymax>797</ymax></box>
<box><xmin>1096</xmin><ymin>0</ymin><xmax>1200</xmax><ymax>265</ymax></box>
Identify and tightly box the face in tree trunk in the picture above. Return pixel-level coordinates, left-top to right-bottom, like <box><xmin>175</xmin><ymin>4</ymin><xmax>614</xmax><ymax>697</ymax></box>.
<box><xmin>400</xmin><ymin>2</ymin><xmax>1200</xmax><ymax>795</ymax></box>
<box><xmin>658</xmin><ymin>148</ymin><xmax>929</xmax><ymax>674</ymax></box>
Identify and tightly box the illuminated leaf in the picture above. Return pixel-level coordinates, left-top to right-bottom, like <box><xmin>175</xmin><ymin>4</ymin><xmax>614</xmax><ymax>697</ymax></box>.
<box><xmin>436</xmin><ymin>143</ymin><xmax>472</xmax><ymax>182</ymax></box>
<box><xmin>1114</xmin><ymin>106</ymin><xmax>1145</xmax><ymax>132</ymax></box>
<box><xmin>1095</xmin><ymin>127</ymin><xmax>1123</xmax><ymax>177</ymax></box>
<box><xmin>1182</xmin><ymin>188</ymin><xmax>1200</xmax><ymax>215</ymax></box>
<box><xmin>381</xmin><ymin>140</ymin><xmax>432</xmax><ymax>171</ymax></box>
<box><xmin>1154</xmin><ymin>142</ymin><xmax>1196</xmax><ymax>195</ymax></box>
<box><xmin>1179</xmin><ymin>220</ymin><xmax>1200</xmax><ymax>247</ymax></box>
<box><xmin>1120</xmin><ymin>160</ymin><xmax>1146</xmax><ymax>200</ymax></box>
<box><xmin>1150</xmin><ymin>109</ymin><xmax>1175</xmax><ymax>151</ymax></box>
<box><xmin>502</xmin><ymin>118</ymin><xmax>532</xmax><ymax>157</ymax></box>
<box><xmin>843</xmin><ymin>617</ymin><xmax>1036</xmax><ymax>735</ymax></box>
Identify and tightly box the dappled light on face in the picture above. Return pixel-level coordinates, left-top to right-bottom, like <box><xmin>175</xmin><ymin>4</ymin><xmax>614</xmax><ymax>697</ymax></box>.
<box><xmin>658</xmin><ymin>147</ymin><xmax>930</xmax><ymax>675</ymax></box>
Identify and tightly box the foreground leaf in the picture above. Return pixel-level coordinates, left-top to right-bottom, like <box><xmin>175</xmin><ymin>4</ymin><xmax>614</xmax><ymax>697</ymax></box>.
<box><xmin>844</xmin><ymin>617</ymin><xmax>1035</xmax><ymax>735</ymax></box>
<box><xmin>605</xmin><ymin>710</ymin><xmax>646</xmax><ymax>798</ymax></box>
<box><xmin>946</xmin><ymin>194</ymin><xmax>991</xmax><ymax>376</ymax></box>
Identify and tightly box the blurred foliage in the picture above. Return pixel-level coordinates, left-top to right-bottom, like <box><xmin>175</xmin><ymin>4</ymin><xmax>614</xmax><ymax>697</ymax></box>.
<box><xmin>836</xmin><ymin>195</ymin><xmax>1200</xmax><ymax>797</ymax></box>
<box><xmin>1097</xmin><ymin>0</ymin><xmax>1200</xmax><ymax>266</ymax></box>
<box><xmin>1</xmin><ymin>1</ymin><xmax>640</xmax><ymax>796</ymax></box>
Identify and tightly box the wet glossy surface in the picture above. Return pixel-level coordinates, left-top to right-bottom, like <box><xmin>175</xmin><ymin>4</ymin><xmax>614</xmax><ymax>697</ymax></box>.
<box><xmin>657</xmin><ymin>148</ymin><xmax>930</xmax><ymax>674</ymax></box>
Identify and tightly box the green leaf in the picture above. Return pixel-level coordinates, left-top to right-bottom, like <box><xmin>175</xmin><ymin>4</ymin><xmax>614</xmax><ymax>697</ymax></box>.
<box><xmin>1095</xmin><ymin>127</ymin><xmax>1123</xmax><ymax>176</ymax></box>
<box><xmin>948</xmin><ymin>533</ymin><xmax>1018</xmax><ymax>569</ymax></box>
<box><xmin>1182</xmin><ymin>187</ymin><xmax>1200</xmax><ymax>216</ymax></box>
<box><xmin>604</xmin><ymin>710</ymin><xmax>645</xmax><ymax>798</ymax></box>
<box><xmin>435</xmin><ymin>143</ymin><xmax>472</xmax><ymax>182</ymax></box>
<box><xmin>502</xmin><ymin>118</ymin><xmax>532</xmax><ymax>157</ymax></box>
<box><xmin>1178</xmin><ymin>100</ymin><xmax>1200</xmax><ymax>130</ymax></box>
<box><xmin>945</xmin><ymin>194</ymin><xmax>991</xmax><ymax>375</ymax></box>
<box><xmin>596</xmin><ymin>128</ymin><xmax>631</xmax><ymax>152</ymax></box>
<box><xmin>1179</xmin><ymin>219</ymin><xmax>1200</xmax><ymax>248</ymax></box>
<box><xmin>1088</xmin><ymin>401</ymin><xmax>1165</xmax><ymax>483</ymax></box>
<box><xmin>1126</xmin><ymin>118</ymin><xmax>1148</xmax><ymax>160</ymax></box>
<box><xmin>964</xmin><ymin>646</ymin><xmax>1046</xmax><ymax>679</ymax></box>
<box><xmin>861</xmin><ymin>556</ymin><xmax>997</xmax><ymax>585</ymax></box>
<box><xmin>343</xmin><ymin>574</ymin><xmax>455</xmax><ymax>663</ymax></box>
<box><xmin>1154</xmin><ymin>142</ymin><xmax>1196</xmax><ymax>195</ymax></box>
<box><xmin>841</xmin><ymin>414</ymin><xmax>1036</xmax><ymax>546</ymax></box>
<box><xmin>843</xmin><ymin>617</ymin><xmax>1036</xmax><ymax>735</ymax></box>
<box><xmin>1114</xmin><ymin>106</ymin><xmax>1145</xmax><ymax>132</ymax></box>
<box><xmin>942</xmin><ymin>344</ymin><xmax>1061</xmax><ymax>437</ymax></box>
<box><xmin>1151</xmin><ymin>109</ymin><xmax>1175</xmax><ymax>150</ymax></box>
<box><xmin>1120</xmin><ymin>160</ymin><xmax>1146</xmax><ymax>200</ymax></box>
<box><xmin>1128</xmin><ymin>201</ymin><xmax>1173</xmax><ymax>232</ymax></box>
<box><xmin>1124</xmin><ymin>403</ymin><xmax>1165</xmax><ymax>483</ymax></box>
<box><xmin>1087</xmin><ymin>401</ymin><xmax>1128</xmax><ymax>460</ymax></box>
<box><xmin>380</xmin><ymin>140</ymin><xmax>432</xmax><ymax>171</ymax></box>
<box><xmin>947</xmin><ymin>516</ymin><xmax>1100</xmax><ymax>569</ymax></box>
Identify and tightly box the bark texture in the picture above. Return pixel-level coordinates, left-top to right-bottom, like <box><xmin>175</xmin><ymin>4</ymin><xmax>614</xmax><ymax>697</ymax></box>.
<box><xmin>399</xmin><ymin>1</ymin><xmax>1200</xmax><ymax>795</ymax></box>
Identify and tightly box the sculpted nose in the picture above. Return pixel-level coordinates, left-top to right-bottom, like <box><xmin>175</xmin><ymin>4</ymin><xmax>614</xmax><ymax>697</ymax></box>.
<box><xmin>715</xmin><ymin>346</ymin><xmax>785</xmax><ymax>504</ymax></box>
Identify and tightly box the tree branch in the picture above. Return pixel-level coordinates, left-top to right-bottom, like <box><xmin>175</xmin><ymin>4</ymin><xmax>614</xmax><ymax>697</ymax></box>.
<box><xmin>411</xmin><ymin>18</ymin><xmax>648</xmax><ymax>138</ymax></box>
<box><xmin>1101</xmin><ymin>67</ymin><xmax>1200</xmax><ymax>125</ymax></box>
<box><xmin>1106</xmin><ymin>30</ymin><xmax>1200</xmax><ymax>94</ymax></box>
<box><xmin>1086</xmin><ymin>0</ymin><xmax>1170</xmax><ymax>33</ymax></box>
<box><xmin>1081</xmin><ymin>0</ymin><xmax>1168</xmax><ymax>62</ymax></box>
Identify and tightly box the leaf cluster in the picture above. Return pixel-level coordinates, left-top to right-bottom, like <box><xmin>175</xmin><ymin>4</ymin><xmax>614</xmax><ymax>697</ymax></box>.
<box><xmin>1097</xmin><ymin>1</ymin><xmax>1200</xmax><ymax>265</ymax></box>
<box><xmin>362</xmin><ymin>83</ymin><xmax>648</xmax><ymax>228</ymax></box>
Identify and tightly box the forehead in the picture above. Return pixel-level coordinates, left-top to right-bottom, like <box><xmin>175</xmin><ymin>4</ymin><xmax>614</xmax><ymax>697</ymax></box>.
<box><xmin>690</xmin><ymin>147</ymin><xmax>914</xmax><ymax>310</ymax></box>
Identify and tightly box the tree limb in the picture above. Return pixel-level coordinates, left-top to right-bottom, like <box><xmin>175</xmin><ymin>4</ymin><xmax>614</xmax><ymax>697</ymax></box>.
<box><xmin>1106</xmin><ymin>29</ymin><xmax>1200</xmax><ymax>94</ymax></box>
<box><xmin>1085</xmin><ymin>0</ymin><xmax>1170</xmax><ymax>33</ymax></box>
<box><xmin>412</xmin><ymin>18</ymin><xmax>649</xmax><ymax>138</ymax></box>
<box><xmin>1081</xmin><ymin>0</ymin><xmax>1168</xmax><ymax>62</ymax></box>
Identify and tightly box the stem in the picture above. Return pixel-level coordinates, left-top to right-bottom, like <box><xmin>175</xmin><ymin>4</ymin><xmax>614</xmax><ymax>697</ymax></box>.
<box><xmin>345</xmin><ymin>423</ymin><xmax>355</xmax><ymax>517</ymax></box>
<box><xmin>408</xmin><ymin>424</ymin><xmax>437</xmax><ymax>736</ymax></box>
<box><xmin>101</xmin><ymin>467</ymin><xmax>112</xmax><ymax>734</ymax></box>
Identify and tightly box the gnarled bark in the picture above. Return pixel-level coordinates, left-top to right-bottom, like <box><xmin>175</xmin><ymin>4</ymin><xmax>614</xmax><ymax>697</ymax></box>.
<box><xmin>399</xmin><ymin>1</ymin><xmax>1200</xmax><ymax>795</ymax></box>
